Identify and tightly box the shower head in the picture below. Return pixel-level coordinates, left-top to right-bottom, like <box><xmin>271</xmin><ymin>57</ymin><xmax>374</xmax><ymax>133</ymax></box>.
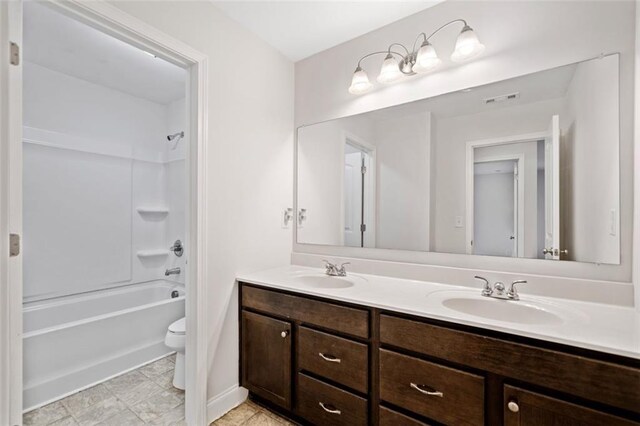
<box><xmin>166</xmin><ymin>131</ymin><xmax>184</xmax><ymax>150</ymax></box>
<box><xmin>167</xmin><ymin>131</ymin><xmax>184</xmax><ymax>142</ymax></box>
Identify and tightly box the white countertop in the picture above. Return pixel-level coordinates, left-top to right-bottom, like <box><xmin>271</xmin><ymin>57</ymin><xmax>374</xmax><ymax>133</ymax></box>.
<box><xmin>237</xmin><ymin>265</ymin><xmax>640</xmax><ymax>360</ymax></box>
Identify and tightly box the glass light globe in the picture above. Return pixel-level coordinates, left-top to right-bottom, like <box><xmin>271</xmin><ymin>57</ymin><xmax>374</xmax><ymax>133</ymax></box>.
<box><xmin>377</xmin><ymin>54</ymin><xmax>403</xmax><ymax>84</ymax></box>
<box><xmin>348</xmin><ymin>66</ymin><xmax>373</xmax><ymax>95</ymax></box>
<box><xmin>413</xmin><ymin>41</ymin><xmax>441</xmax><ymax>73</ymax></box>
<box><xmin>451</xmin><ymin>25</ymin><xmax>485</xmax><ymax>62</ymax></box>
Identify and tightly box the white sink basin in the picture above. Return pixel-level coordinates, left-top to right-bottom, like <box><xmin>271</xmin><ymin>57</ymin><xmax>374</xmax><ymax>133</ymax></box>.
<box><xmin>429</xmin><ymin>290</ymin><xmax>579</xmax><ymax>325</ymax></box>
<box><xmin>296</xmin><ymin>275</ymin><xmax>356</xmax><ymax>289</ymax></box>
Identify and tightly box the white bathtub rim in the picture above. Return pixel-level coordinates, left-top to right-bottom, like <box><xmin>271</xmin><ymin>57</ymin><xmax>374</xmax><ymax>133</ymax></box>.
<box><xmin>23</xmin><ymin>350</ymin><xmax>177</xmax><ymax>413</ymax></box>
<box><xmin>24</xmin><ymin>279</ymin><xmax>185</xmax><ymax>311</ymax></box>
<box><xmin>24</xmin><ymin>294</ymin><xmax>185</xmax><ymax>339</ymax></box>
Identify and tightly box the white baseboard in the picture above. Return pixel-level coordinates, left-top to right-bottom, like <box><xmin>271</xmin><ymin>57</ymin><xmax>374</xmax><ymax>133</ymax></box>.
<box><xmin>206</xmin><ymin>384</ymin><xmax>248</xmax><ymax>424</ymax></box>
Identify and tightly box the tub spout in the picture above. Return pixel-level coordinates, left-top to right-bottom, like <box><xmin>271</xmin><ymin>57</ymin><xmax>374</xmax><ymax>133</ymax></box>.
<box><xmin>165</xmin><ymin>267</ymin><xmax>181</xmax><ymax>276</ymax></box>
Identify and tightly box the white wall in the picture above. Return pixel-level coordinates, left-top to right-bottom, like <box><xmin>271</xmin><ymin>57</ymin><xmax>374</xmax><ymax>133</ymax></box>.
<box><xmin>23</xmin><ymin>62</ymin><xmax>186</xmax><ymax>300</ymax></box>
<box><xmin>561</xmin><ymin>55</ymin><xmax>620</xmax><ymax>264</ymax></box>
<box><xmin>297</xmin><ymin>115</ymin><xmax>376</xmax><ymax>245</ymax></box>
<box><xmin>294</xmin><ymin>0</ymin><xmax>635</xmax><ymax>284</ymax></box>
<box><xmin>107</xmin><ymin>0</ymin><xmax>295</xmax><ymax>404</ymax></box>
<box><xmin>374</xmin><ymin>112</ymin><xmax>431</xmax><ymax>251</ymax></box>
<box><xmin>433</xmin><ymin>100</ymin><xmax>559</xmax><ymax>256</ymax></box>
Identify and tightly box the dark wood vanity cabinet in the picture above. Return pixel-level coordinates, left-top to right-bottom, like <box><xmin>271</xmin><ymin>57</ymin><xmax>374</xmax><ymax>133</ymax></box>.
<box><xmin>241</xmin><ymin>310</ymin><xmax>292</xmax><ymax>409</ymax></box>
<box><xmin>239</xmin><ymin>283</ymin><xmax>640</xmax><ymax>425</ymax></box>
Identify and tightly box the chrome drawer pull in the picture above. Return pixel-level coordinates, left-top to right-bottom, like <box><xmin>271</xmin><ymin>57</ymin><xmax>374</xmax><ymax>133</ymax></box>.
<box><xmin>319</xmin><ymin>402</ymin><xmax>341</xmax><ymax>415</ymax></box>
<box><xmin>318</xmin><ymin>353</ymin><xmax>342</xmax><ymax>363</ymax></box>
<box><xmin>410</xmin><ymin>382</ymin><xmax>444</xmax><ymax>397</ymax></box>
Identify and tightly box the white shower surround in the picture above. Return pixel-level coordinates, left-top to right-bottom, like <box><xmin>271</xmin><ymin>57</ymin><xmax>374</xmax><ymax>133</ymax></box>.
<box><xmin>22</xmin><ymin>280</ymin><xmax>185</xmax><ymax>411</ymax></box>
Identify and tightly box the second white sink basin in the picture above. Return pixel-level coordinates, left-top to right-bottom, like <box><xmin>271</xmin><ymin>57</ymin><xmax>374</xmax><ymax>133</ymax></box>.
<box><xmin>442</xmin><ymin>297</ymin><xmax>563</xmax><ymax>325</ymax></box>
<box><xmin>296</xmin><ymin>275</ymin><xmax>356</xmax><ymax>289</ymax></box>
<box><xmin>429</xmin><ymin>290</ymin><xmax>580</xmax><ymax>325</ymax></box>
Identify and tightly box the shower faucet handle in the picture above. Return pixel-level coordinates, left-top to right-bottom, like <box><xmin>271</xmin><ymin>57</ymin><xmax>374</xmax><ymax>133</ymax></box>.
<box><xmin>170</xmin><ymin>240</ymin><xmax>184</xmax><ymax>257</ymax></box>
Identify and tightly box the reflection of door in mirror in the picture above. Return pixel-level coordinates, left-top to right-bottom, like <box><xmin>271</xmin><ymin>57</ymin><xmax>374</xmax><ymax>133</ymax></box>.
<box><xmin>544</xmin><ymin>115</ymin><xmax>561</xmax><ymax>259</ymax></box>
<box><xmin>473</xmin><ymin>159</ymin><xmax>518</xmax><ymax>257</ymax></box>
<box><xmin>344</xmin><ymin>140</ymin><xmax>374</xmax><ymax>247</ymax></box>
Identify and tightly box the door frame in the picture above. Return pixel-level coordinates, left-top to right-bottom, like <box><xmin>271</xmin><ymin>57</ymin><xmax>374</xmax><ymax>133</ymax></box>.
<box><xmin>0</xmin><ymin>2</ymin><xmax>209</xmax><ymax>425</ymax></box>
<box><xmin>342</xmin><ymin>131</ymin><xmax>376</xmax><ymax>248</ymax></box>
<box><xmin>465</xmin><ymin>131</ymin><xmax>546</xmax><ymax>256</ymax></box>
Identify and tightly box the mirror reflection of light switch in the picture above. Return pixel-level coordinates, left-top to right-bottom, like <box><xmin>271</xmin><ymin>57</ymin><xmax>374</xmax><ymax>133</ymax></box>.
<box><xmin>455</xmin><ymin>216</ymin><xmax>463</xmax><ymax>228</ymax></box>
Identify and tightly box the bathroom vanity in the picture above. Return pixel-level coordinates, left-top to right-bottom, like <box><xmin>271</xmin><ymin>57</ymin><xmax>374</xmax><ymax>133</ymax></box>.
<box><xmin>238</xmin><ymin>267</ymin><xmax>640</xmax><ymax>426</ymax></box>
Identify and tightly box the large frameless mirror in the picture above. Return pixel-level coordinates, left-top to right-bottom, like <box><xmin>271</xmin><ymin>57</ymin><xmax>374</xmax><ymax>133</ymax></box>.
<box><xmin>296</xmin><ymin>54</ymin><xmax>620</xmax><ymax>264</ymax></box>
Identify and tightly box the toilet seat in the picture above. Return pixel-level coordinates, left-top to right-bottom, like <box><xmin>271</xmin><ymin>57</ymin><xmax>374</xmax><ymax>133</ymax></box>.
<box><xmin>168</xmin><ymin>317</ymin><xmax>185</xmax><ymax>335</ymax></box>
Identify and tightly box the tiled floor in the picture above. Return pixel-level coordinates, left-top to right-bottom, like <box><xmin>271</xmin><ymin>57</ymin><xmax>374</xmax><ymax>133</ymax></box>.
<box><xmin>23</xmin><ymin>354</ymin><xmax>185</xmax><ymax>426</ymax></box>
<box><xmin>211</xmin><ymin>401</ymin><xmax>294</xmax><ymax>426</ymax></box>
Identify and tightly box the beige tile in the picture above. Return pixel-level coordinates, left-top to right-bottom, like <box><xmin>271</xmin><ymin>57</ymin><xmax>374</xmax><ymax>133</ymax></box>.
<box><xmin>49</xmin><ymin>416</ymin><xmax>79</xmax><ymax>426</ymax></box>
<box><xmin>114</xmin><ymin>378</ymin><xmax>164</xmax><ymax>406</ymax></box>
<box><xmin>103</xmin><ymin>370</ymin><xmax>148</xmax><ymax>395</ymax></box>
<box><xmin>61</xmin><ymin>384</ymin><xmax>113</xmax><ymax>414</ymax></box>
<box><xmin>163</xmin><ymin>386</ymin><xmax>185</xmax><ymax>404</ymax></box>
<box><xmin>95</xmin><ymin>408</ymin><xmax>144</xmax><ymax>426</ymax></box>
<box><xmin>212</xmin><ymin>403</ymin><xmax>259</xmax><ymax>426</ymax></box>
<box><xmin>147</xmin><ymin>403</ymin><xmax>185</xmax><ymax>426</ymax></box>
<box><xmin>168</xmin><ymin>353</ymin><xmax>176</xmax><ymax>363</ymax></box>
<box><xmin>129</xmin><ymin>389</ymin><xmax>182</xmax><ymax>423</ymax></box>
<box><xmin>23</xmin><ymin>401</ymin><xmax>70</xmax><ymax>426</ymax></box>
<box><xmin>138</xmin><ymin>358</ymin><xmax>175</xmax><ymax>379</ymax></box>
<box><xmin>73</xmin><ymin>396</ymin><xmax>128</xmax><ymax>426</ymax></box>
<box><xmin>244</xmin><ymin>412</ymin><xmax>287</xmax><ymax>426</ymax></box>
<box><xmin>151</xmin><ymin>370</ymin><xmax>175</xmax><ymax>389</ymax></box>
<box><xmin>262</xmin><ymin>409</ymin><xmax>294</xmax><ymax>425</ymax></box>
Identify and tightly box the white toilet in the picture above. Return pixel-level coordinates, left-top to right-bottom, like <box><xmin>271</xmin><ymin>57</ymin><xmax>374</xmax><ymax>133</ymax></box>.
<box><xmin>165</xmin><ymin>317</ymin><xmax>186</xmax><ymax>390</ymax></box>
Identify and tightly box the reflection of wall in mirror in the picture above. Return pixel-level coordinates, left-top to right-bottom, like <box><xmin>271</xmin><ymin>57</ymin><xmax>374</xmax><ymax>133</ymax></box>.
<box><xmin>560</xmin><ymin>55</ymin><xmax>619</xmax><ymax>264</ymax></box>
<box><xmin>433</xmin><ymin>97</ymin><xmax>564</xmax><ymax>256</ymax></box>
<box><xmin>297</xmin><ymin>116</ymin><xmax>376</xmax><ymax>246</ymax></box>
<box><xmin>297</xmin><ymin>112</ymin><xmax>434</xmax><ymax>251</ymax></box>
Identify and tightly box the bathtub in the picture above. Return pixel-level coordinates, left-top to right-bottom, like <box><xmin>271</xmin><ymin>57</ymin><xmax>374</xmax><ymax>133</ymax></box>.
<box><xmin>23</xmin><ymin>280</ymin><xmax>185</xmax><ymax>411</ymax></box>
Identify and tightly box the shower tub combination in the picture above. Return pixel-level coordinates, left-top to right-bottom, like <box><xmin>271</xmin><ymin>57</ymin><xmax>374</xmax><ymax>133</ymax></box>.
<box><xmin>23</xmin><ymin>280</ymin><xmax>185</xmax><ymax>411</ymax></box>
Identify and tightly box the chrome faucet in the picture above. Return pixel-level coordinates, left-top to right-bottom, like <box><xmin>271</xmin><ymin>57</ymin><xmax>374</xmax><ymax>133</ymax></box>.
<box><xmin>323</xmin><ymin>260</ymin><xmax>350</xmax><ymax>277</ymax></box>
<box><xmin>165</xmin><ymin>267</ymin><xmax>181</xmax><ymax>276</ymax></box>
<box><xmin>475</xmin><ymin>276</ymin><xmax>526</xmax><ymax>301</ymax></box>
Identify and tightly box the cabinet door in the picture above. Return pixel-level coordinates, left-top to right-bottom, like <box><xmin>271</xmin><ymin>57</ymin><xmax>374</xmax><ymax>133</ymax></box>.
<box><xmin>504</xmin><ymin>385</ymin><xmax>639</xmax><ymax>426</ymax></box>
<box><xmin>241</xmin><ymin>311</ymin><xmax>292</xmax><ymax>409</ymax></box>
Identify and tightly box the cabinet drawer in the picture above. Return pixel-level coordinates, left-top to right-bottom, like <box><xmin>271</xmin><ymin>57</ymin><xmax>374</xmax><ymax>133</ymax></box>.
<box><xmin>242</xmin><ymin>285</ymin><xmax>369</xmax><ymax>338</ymax></box>
<box><xmin>297</xmin><ymin>373</ymin><xmax>368</xmax><ymax>426</ymax></box>
<box><xmin>380</xmin><ymin>314</ymin><xmax>640</xmax><ymax>413</ymax></box>
<box><xmin>379</xmin><ymin>406</ymin><xmax>431</xmax><ymax>426</ymax></box>
<box><xmin>380</xmin><ymin>349</ymin><xmax>484</xmax><ymax>425</ymax></box>
<box><xmin>298</xmin><ymin>326</ymin><xmax>368</xmax><ymax>393</ymax></box>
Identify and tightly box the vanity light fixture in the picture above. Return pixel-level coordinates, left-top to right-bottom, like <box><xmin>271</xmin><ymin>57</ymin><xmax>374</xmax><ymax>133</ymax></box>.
<box><xmin>348</xmin><ymin>19</ymin><xmax>485</xmax><ymax>95</ymax></box>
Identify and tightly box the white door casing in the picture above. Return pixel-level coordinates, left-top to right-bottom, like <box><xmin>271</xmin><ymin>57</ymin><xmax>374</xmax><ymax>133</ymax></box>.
<box><xmin>0</xmin><ymin>1</ymin><xmax>209</xmax><ymax>424</ymax></box>
<box><xmin>544</xmin><ymin>115</ymin><xmax>561</xmax><ymax>260</ymax></box>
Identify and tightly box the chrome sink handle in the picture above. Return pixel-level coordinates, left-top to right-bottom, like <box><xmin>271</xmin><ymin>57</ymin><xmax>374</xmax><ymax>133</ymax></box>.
<box><xmin>508</xmin><ymin>280</ymin><xmax>527</xmax><ymax>300</ymax></box>
<box><xmin>475</xmin><ymin>275</ymin><xmax>492</xmax><ymax>297</ymax></box>
<box><xmin>335</xmin><ymin>262</ymin><xmax>350</xmax><ymax>277</ymax></box>
<box><xmin>322</xmin><ymin>260</ymin><xmax>338</xmax><ymax>275</ymax></box>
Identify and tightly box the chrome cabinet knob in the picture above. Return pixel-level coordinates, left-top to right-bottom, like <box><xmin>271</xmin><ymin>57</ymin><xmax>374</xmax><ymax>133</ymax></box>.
<box><xmin>507</xmin><ymin>400</ymin><xmax>519</xmax><ymax>413</ymax></box>
<box><xmin>280</xmin><ymin>331</ymin><xmax>288</xmax><ymax>338</ymax></box>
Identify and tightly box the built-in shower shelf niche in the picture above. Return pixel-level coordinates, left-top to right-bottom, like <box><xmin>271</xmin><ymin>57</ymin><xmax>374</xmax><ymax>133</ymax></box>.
<box><xmin>136</xmin><ymin>249</ymin><xmax>170</xmax><ymax>258</ymax></box>
<box><xmin>136</xmin><ymin>207</ymin><xmax>169</xmax><ymax>216</ymax></box>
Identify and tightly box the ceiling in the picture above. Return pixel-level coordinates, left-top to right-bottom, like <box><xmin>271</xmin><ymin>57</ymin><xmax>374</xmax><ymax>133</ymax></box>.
<box><xmin>211</xmin><ymin>1</ymin><xmax>444</xmax><ymax>62</ymax></box>
<box><xmin>24</xmin><ymin>2</ymin><xmax>186</xmax><ymax>105</ymax></box>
